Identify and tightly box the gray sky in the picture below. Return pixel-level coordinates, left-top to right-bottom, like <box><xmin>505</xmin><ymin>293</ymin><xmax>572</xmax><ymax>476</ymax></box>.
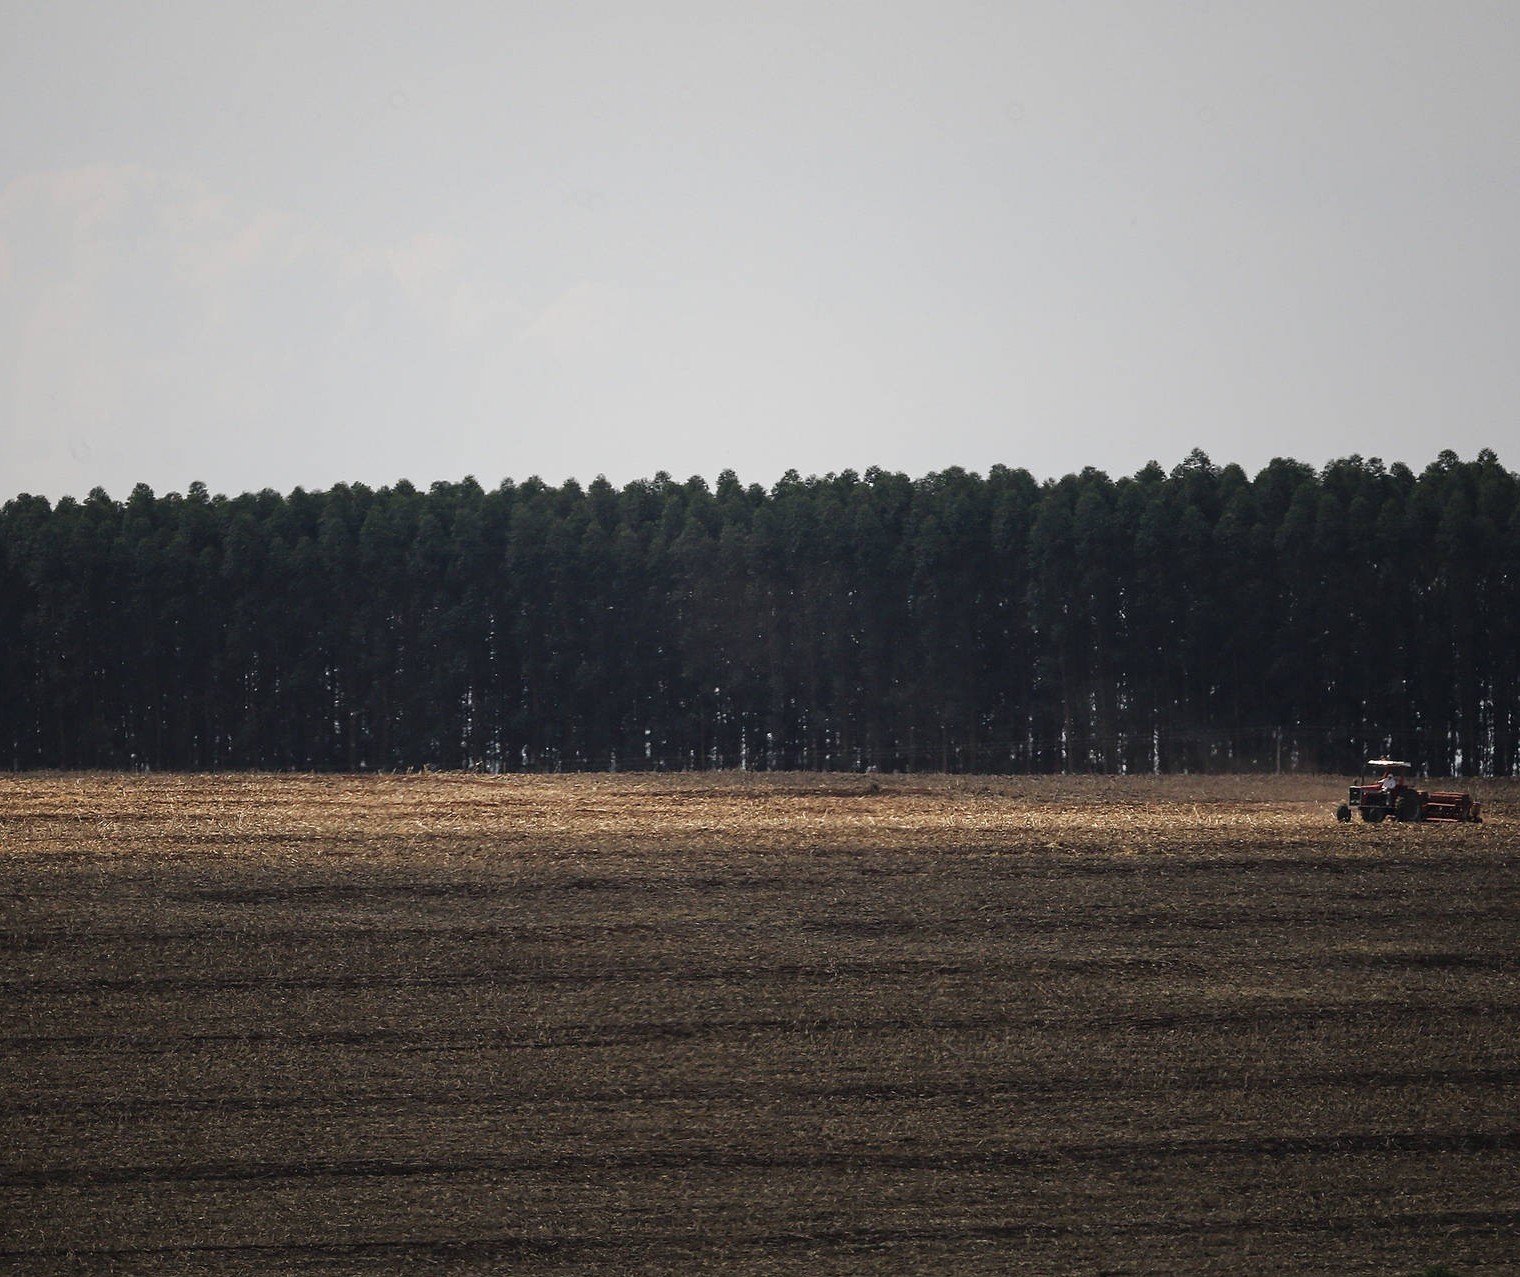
<box><xmin>3</xmin><ymin>1</ymin><xmax>1517</xmax><ymax>501</ymax></box>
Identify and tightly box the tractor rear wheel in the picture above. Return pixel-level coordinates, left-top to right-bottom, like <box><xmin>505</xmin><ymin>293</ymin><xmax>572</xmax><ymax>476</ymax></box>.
<box><xmin>1361</xmin><ymin>805</ymin><xmax>1386</xmax><ymax>823</ymax></box>
<box><xmin>1396</xmin><ymin>792</ymin><xmax>1422</xmax><ymax>822</ymax></box>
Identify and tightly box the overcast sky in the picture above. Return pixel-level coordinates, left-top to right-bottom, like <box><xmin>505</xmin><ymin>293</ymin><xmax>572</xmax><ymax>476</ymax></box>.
<box><xmin>3</xmin><ymin>1</ymin><xmax>1517</xmax><ymax>501</ymax></box>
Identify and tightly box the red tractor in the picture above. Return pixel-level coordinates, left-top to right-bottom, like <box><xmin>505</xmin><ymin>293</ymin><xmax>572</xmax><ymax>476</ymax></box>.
<box><xmin>1335</xmin><ymin>758</ymin><xmax>1482</xmax><ymax>824</ymax></box>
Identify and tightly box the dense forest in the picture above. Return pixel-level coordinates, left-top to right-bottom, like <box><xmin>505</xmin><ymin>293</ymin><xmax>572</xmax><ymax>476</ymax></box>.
<box><xmin>2</xmin><ymin>448</ymin><xmax>1516</xmax><ymax>776</ymax></box>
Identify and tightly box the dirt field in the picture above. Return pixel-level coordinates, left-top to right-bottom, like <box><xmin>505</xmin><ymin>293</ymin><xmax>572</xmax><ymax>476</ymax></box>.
<box><xmin>3</xmin><ymin>772</ymin><xmax>1518</xmax><ymax>1275</ymax></box>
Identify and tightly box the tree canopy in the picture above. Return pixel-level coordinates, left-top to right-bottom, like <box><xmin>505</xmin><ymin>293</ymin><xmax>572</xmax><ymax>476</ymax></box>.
<box><xmin>3</xmin><ymin>451</ymin><xmax>1516</xmax><ymax>776</ymax></box>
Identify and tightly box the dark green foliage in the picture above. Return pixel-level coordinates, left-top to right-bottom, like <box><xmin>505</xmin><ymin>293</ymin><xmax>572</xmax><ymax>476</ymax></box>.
<box><xmin>3</xmin><ymin>452</ymin><xmax>1516</xmax><ymax>773</ymax></box>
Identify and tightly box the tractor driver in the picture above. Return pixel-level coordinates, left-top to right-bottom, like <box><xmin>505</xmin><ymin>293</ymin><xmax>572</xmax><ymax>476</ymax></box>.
<box><xmin>1381</xmin><ymin>769</ymin><xmax>1400</xmax><ymax>794</ymax></box>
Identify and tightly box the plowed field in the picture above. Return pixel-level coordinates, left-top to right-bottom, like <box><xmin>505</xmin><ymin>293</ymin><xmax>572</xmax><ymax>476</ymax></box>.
<box><xmin>3</xmin><ymin>772</ymin><xmax>1517</xmax><ymax>1275</ymax></box>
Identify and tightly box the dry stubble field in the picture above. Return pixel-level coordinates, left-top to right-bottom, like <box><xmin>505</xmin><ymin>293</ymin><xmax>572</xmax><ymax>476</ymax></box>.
<box><xmin>2</xmin><ymin>771</ymin><xmax>1518</xmax><ymax>1276</ymax></box>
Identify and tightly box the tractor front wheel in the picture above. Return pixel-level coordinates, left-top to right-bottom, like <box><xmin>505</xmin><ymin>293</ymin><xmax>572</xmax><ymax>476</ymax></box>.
<box><xmin>1335</xmin><ymin>803</ymin><xmax>1352</xmax><ymax>822</ymax></box>
<box><xmin>1361</xmin><ymin>805</ymin><xmax>1386</xmax><ymax>823</ymax></box>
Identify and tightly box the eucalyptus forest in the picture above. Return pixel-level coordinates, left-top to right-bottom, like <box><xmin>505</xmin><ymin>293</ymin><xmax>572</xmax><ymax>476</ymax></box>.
<box><xmin>3</xmin><ymin>448</ymin><xmax>1516</xmax><ymax>776</ymax></box>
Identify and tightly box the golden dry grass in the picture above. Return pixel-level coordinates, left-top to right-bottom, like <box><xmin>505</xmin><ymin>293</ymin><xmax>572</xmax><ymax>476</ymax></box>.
<box><xmin>4</xmin><ymin>769</ymin><xmax>1513</xmax><ymax>859</ymax></box>
<box><xmin>2</xmin><ymin>773</ymin><xmax>1517</xmax><ymax>1275</ymax></box>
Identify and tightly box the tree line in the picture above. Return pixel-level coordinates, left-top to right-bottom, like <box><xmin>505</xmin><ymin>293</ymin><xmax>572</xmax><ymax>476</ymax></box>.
<box><xmin>2</xmin><ymin>448</ymin><xmax>1516</xmax><ymax>776</ymax></box>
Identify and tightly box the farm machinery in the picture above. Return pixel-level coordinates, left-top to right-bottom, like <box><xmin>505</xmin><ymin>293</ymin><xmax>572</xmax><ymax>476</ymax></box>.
<box><xmin>1335</xmin><ymin>759</ymin><xmax>1482</xmax><ymax>824</ymax></box>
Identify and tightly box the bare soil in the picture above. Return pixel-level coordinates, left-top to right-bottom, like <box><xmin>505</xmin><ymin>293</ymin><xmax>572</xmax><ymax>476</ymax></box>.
<box><xmin>3</xmin><ymin>772</ymin><xmax>1518</xmax><ymax>1275</ymax></box>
